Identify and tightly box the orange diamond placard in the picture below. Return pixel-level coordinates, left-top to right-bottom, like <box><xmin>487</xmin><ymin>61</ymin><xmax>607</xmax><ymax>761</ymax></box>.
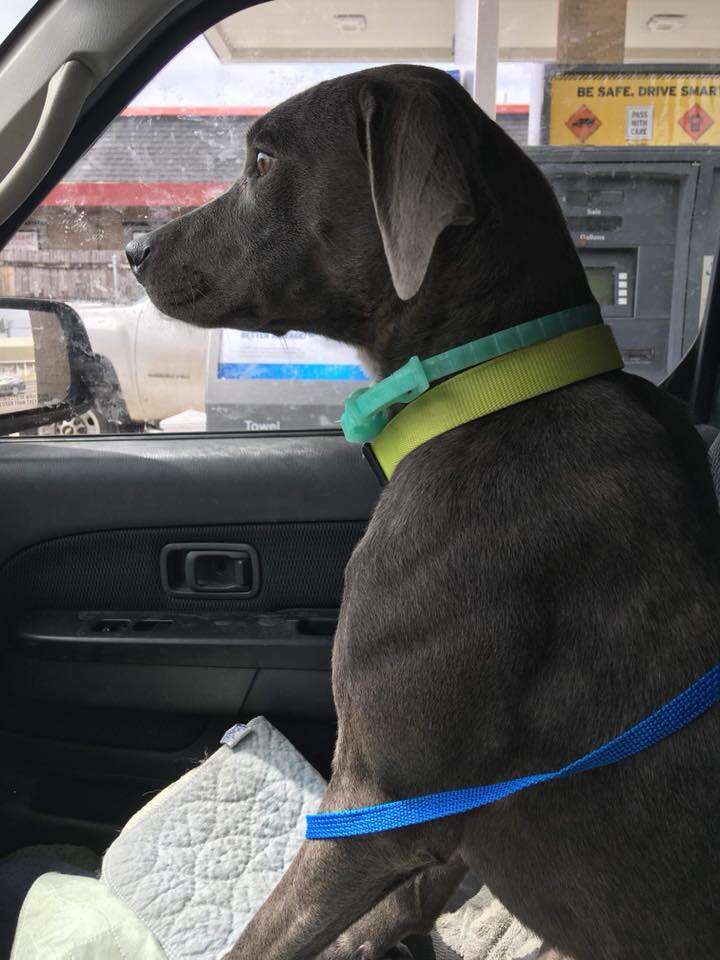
<box><xmin>678</xmin><ymin>104</ymin><xmax>714</xmax><ymax>141</ymax></box>
<box><xmin>565</xmin><ymin>105</ymin><xmax>602</xmax><ymax>143</ymax></box>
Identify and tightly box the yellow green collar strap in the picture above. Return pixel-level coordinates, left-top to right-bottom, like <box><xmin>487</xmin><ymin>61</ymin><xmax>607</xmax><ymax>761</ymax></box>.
<box><xmin>341</xmin><ymin>303</ymin><xmax>603</xmax><ymax>444</ymax></box>
<box><xmin>362</xmin><ymin>322</ymin><xmax>623</xmax><ymax>483</ymax></box>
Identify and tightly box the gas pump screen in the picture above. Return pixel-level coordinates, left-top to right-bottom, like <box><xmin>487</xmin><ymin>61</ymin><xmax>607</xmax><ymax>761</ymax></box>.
<box><xmin>585</xmin><ymin>266</ymin><xmax>615</xmax><ymax>306</ymax></box>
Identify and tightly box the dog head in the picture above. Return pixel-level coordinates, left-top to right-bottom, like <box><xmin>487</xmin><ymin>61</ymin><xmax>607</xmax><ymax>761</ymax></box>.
<box><xmin>129</xmin><ymin>65</ymin><xmax>589</xmax><ymax>372</ymax></box>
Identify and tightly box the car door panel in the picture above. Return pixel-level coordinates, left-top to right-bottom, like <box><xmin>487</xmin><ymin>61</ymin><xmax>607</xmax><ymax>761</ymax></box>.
<box><xmin>0</xmin><ymin>433</ymin><xmax>377</xmax><ymax>556</ymax></box>
<box><xmin>0</xmin><ymin>433</ymin><xmax>377</xmax><ymax>853</ymax></box>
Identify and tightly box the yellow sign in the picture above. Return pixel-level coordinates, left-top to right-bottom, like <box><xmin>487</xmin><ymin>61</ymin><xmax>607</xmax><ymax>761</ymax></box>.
<box><xmin>549</xmin><ymin>73</ymin><xmax>720</xmax><ymax>146</ymax></box>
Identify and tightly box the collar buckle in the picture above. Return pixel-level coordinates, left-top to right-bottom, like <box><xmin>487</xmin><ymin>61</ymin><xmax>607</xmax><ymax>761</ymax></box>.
<box><xmin>340</xmin><ymin>356</ymin><xmax>429</xmax><ymax>442</ymax></box>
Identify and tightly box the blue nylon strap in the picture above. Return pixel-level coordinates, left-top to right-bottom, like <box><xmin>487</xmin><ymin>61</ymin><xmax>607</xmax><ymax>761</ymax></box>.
<box><xmin>306</xmin><ymin>662</ymin><xmax>720</xmax><ymax>839</ymax></box>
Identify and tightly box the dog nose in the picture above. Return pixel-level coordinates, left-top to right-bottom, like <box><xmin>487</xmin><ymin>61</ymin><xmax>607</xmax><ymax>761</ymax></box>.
<box><xmin>125</xmin><ymin>237</ymin><xmax>152</xmax><ymax>274</ymax></box>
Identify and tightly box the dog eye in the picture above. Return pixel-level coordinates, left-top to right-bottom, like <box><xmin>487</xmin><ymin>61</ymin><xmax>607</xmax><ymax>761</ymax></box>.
<box><xmin>256</xmin><ymin>151</ymin><xmax>275</xmax><ymax>177</ymax></box>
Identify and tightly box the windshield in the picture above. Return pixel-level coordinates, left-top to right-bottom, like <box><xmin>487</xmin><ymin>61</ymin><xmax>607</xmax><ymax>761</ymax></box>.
<box><xmin>0</xmin><ymin>0</ymin><xmax>39</xmax><ymax>46</ymax></box>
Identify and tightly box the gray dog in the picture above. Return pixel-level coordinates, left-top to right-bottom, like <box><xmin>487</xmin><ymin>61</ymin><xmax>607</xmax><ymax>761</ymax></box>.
<box><xmin>128</xmin><ymin>65</ymin><xmax>720</xmax><ymax>960</ymax></box>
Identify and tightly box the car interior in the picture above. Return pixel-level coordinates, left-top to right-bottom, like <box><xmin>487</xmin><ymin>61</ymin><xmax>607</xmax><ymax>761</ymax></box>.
<box><xmin>0</xmin><ymin>0</ymin><xmax>381</xmax><ymax>843</ymax></box>
<box><xmin>1</xmin><ymin>1</ymin><xmax>720</xmax><ymax>958</ymax></box>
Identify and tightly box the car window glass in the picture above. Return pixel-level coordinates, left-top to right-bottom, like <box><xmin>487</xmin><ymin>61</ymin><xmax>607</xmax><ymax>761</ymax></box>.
<box><xmin>1</xmin><ymin>0</ymin><xmax>719</xmax><ymax>436</ymax></box>
<box><xmin>0</xmin><ymin>0</ymin><xmax>38</xmax><ymax>46</ymax></box>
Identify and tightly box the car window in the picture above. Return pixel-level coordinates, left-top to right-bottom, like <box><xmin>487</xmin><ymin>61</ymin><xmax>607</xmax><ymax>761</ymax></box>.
<box><xmin>1</xmin><ymin>0</ymin><xmax>719</xmax><ymax>435</ymax></box>
<box><xmin>0</xmin><ymin>0</ymin><xmax>38</xmax><ymax>47</ymax></box>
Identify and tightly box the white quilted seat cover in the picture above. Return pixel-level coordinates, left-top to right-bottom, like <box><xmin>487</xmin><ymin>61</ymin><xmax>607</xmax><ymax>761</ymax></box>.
<box><xmin>101</xmin><ymin>717</ymin><xmax>325</xmax><ymax>960</ymax></box>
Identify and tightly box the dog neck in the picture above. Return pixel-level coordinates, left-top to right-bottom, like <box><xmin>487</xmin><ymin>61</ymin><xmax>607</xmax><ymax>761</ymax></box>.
<box><xmin>368</xmin><ymin>268</ymin><xmax>593</xmax><ymax>380</ymax></box>
<box><xmin>364</xmin><ymin>210</ymin><xmax>592</xmax><ymax>379</ymax></box>
<box><xmin>364</xmin><ymin>126</ymin><xmax>595</xmax><ymax>380</ymax></box>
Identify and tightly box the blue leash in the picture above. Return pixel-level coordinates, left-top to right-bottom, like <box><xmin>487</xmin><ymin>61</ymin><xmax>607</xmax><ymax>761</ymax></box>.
<box><xmin>306</xmin><ymin>662</ymin><xmax>720</xmax><ymax>839</ymax></box>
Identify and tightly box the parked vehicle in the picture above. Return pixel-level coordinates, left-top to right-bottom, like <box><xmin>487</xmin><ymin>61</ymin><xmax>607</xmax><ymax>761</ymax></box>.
<box><xmin>71</xmin><ymin>296</ymin><xmax>208</xmax><ymax>428</ymax></box>
<box><xmin>69</xmin><ymin>295</ymin><xmax>367</xmax><ymax>432</ymax></box>
<box><xmin>0</xmin><ymin>374</ymin><xmax>25</xmax><ymax>396</ymax></box>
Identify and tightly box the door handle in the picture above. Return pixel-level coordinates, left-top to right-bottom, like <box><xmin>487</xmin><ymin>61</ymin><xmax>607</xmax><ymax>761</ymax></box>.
<box><xmin>185</xmin><ymin>550</ymin><xmax>252</xmax><ymax>593</ymax></box>
<box><xmin>161</xmin><ymin>542</ymin><xmax>260</xmax><ymax>598</ymax></box>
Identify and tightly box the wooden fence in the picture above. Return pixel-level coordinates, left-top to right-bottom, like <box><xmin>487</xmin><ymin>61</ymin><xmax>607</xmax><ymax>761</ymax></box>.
<box><xmin>0</xmin><ymin>248</ymin><xmax>139</xmax><ymax>303</ymax></box>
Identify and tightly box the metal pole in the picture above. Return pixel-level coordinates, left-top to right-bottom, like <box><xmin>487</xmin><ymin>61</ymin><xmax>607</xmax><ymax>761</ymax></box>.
<box><xmin>455</xmin><ymin>0</ymin><xmax>499</xmax><ymax>117</ymax></box>
<box><xmin>111</xmin><ymin>252</ymin><xmax>118</xmax><ymax>304</ymax></box>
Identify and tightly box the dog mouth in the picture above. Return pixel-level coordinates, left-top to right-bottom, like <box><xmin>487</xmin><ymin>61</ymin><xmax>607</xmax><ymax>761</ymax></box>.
<box><xmin>149</xmin><ymin>283</ymin><xmax>288</xmax><ymax>337</ymax></box>
<box><xmin>148</xmin><ymin>268</ymin><xmax>214</xmax><ymax>310</ymax></box>
<box><xmin>165</xmin><ymin>288</ymin><xmax>207</xmax><ymax>310</ymax></box>
<box><xmin>147</xmin><ymin>278</ymin><xmax>214</xmax><ymax>320</ymax></box>
<box><xmin>215</xmin><ymin>306</ymin><xmax>290</xmax><ymax>337</ymax></box>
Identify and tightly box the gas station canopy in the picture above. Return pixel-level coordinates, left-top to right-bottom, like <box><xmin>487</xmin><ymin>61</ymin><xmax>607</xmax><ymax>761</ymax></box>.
<box><xmin>205</xmin><ymin>0</ymin><xmax>720</xmax><ymax>65</ymax></box>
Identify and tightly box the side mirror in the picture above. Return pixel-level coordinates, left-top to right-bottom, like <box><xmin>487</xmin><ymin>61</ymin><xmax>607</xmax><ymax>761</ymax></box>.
<box><xmin>0</xmin><ymin>297</ymin><xmax>97</xmax><ymax>435</ymax></box>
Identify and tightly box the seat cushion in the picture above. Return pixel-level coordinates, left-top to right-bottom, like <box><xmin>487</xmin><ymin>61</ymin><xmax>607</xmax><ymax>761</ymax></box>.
<box><xmin>10</xmin><ymin>871</ymin><xmax>166</xmax><ymax>960</ymax></box>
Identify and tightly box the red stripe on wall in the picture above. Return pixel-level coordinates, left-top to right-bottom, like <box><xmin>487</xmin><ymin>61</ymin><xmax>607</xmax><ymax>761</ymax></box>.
<box><xmin>39</xmin><ymin>103</ymin><xmax>530</xmax><ymax>209</ymax></box>
<box><xmin>41</xmin><ymin>181</ymin><xmax>231</xmax><ymax>207</ymax></box>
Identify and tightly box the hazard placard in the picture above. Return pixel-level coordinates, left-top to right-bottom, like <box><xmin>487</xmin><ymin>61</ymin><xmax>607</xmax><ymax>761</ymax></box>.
<box><xmin>549</xmin><ymin>73</ymin><xmax>720</xmax><ymax>146</ymax></box>
<box><xmin>565</xmin><ymin>105</ymin><xmax>602</xmax><ymax>142</ymax></box>
<box><xmin>678</xmin><ymin>103</ymin><xmax>714</xmax><ymax>141</ymax></box>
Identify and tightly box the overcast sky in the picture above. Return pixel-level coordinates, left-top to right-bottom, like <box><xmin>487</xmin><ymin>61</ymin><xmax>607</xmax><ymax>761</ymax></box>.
<box><xmin>1</xmin><ymin>0</ymin><xmax>533</xmax><ymax>106</ymax></box>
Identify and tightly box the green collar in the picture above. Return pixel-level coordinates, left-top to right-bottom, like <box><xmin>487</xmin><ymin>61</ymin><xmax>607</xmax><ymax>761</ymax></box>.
<box><xmin>340</xmin><ymin>304</ymin><xmax>623</xmax><ymax>483</ymax></box>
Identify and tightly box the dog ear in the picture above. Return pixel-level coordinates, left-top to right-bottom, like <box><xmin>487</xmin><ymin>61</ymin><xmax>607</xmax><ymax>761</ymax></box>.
<box><xmin>359</xmin><ymin>80</ymin><xmax>476</xmax><ymax>301</ymax></box>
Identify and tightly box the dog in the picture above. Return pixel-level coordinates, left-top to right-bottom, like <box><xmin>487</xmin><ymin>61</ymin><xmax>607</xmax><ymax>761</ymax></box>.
<box><xmin>128</xmin><ymin>64</ymin><xmax>720</xmax><ymax>960</ymax></box>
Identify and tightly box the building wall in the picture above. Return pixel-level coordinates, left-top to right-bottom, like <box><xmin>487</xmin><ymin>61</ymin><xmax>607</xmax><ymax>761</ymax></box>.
<box><xmin>2</xmin><ymin>108</ymin><xmax>530</xmax><ymax>301</ymax></box>
<box><xmin>7</xmin><ymin>204</ymin><xmax>193</xmax><ymax>254</ymax></box>
<box><xmin>43</xmin><ymin>207</ymin><xmax>125</xmax><ymax>251</ymax></box>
